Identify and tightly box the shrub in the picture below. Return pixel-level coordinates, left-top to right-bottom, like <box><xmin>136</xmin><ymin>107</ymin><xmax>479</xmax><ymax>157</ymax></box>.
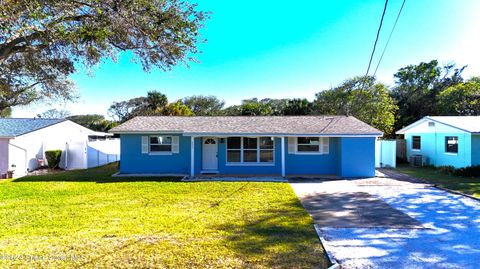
<box><xmin>453</xmin><ymin>165</ymin><xmax>480</xmax><ymax>177</ymax></box>
<box><xmin>438</xmin><ymin>165</ymin><xmax>455</xmax><ymax>175</ymax></box>
<box><xmin>45</xmin><ymin>150</ymin><xmax>62</xmax><ymax>169</ymax></box>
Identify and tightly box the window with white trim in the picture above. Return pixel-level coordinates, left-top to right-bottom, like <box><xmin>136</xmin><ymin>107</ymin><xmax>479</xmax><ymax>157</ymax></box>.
<box><xmin>226</xmin><ymin>137</ymin><xmax>274</xmax><ymax>163</ymax></box>
<box><xmin>150</xmin><ymin>136</ymin><xmax>172</xmax><ymax>152</ymax></box>
<box><xmin>445</xmin><ymin>136</ymin><xmax>458</xmax><ymax>153</ymax></box>
<box><xmin>296</xmin><ymin>137</ymin><xmax>329</xmax><ymax>154</ymax></box>
<box><xmin>412</xmin><ymin>136</ymin><xmax>421</xmax><ymax>150</ymax></box>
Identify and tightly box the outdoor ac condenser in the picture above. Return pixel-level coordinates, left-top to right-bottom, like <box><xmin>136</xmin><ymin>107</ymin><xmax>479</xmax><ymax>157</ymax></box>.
<box><xmin>409</xmin><ymin>155</ymin><xmax>426</xmax><ymax>167</ymax></box>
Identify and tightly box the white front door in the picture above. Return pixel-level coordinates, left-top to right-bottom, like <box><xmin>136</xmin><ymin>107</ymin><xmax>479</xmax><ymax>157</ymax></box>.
<box><xmin>202</xmin><ymin>138</ymin><xmax>218</xmax><ymax>170</ymax></box>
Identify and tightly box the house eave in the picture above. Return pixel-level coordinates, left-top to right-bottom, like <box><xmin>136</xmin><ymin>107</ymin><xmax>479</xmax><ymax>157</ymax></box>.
<box><xmin>111</xmin><ymin>130</ymin><xmax>382</xmax><ymax>137</ymax></box>
<box><xmin>396</xmin><ymin>116</ymin><xmax>473</xmax><ymax>134</ymax></box>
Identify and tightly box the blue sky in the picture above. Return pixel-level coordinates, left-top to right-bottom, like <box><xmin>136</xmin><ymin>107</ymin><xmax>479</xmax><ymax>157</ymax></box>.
<box><xmin>13</xmin><ymin>0</ymin><xmax>480</xmax><ymax>118</ymax></box>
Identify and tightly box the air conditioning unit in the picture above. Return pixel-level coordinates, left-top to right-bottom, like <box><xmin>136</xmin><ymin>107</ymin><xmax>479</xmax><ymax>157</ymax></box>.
<box><xmin>409</xmin><ymin>155</ymin><xmax>426</xmax><ymax>167</ymax></box>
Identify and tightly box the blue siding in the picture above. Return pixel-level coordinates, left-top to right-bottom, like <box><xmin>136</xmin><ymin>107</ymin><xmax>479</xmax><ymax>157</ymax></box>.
<box><xmin>472</xmin><ymin>135</ymin><xmax>480</xmax><ymax>166</ymax></box>
<box><xmin>120</xmin><ymin>134</ymin><xmax>191</xmax><ymax>174</ymax></box>
<box><xmin>405</xmin><ymin>133</ymin><xmax>472</xmax><ymax>168</ymax></box>
<box><xmin>119</xmin><ymin>134</ymin><xmax>377</xmax><ymax>178</ymax></box>
<box><xmin>285</xmin><ymin>138</ymin><xmax>340</xmax><ymax>175</ymax></box>
<box><xmin>339</xmin><ymin>137</ymin><xmax>376</xmax><ymax>177</ymax></box>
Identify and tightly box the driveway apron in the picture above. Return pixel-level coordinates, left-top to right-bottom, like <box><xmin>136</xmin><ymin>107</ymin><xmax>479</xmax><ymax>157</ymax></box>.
<box><xmin>290</xmin><ymin>177</ymin><xmax>480</xmax><ymax>269</ymax></box>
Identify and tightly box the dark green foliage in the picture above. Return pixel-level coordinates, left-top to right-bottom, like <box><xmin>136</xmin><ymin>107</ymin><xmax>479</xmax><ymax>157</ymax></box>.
<box><xmin>0</xmin><ymin>1</ymin><xmax>207</xmax><ymax>112</ymax></box>
<box><xmin>108</xmin><ymin>91</ymin><xmax>193</xmax><ymax>122</ymax></box>
<box><xmin>438</xmin><ymin>165</ymin><xmax>456</xmax><ymax>175</ymax></box>
<box><xmin>315</xmin><ymin>76</ymin><xmax>397</xmax><ymax>137</ymax></box>
<box><xmin>437</xmin><ymin>165</ymin><xmax>480</xmax><ymax>178</ymax></box>
<box><xmin>391</xmin><ymin>60</ymin><xmax>466</xmax><ymax>130</ymax></box>
<box><xmin>437</xmin><ymin>78</ymin><xmax>480</xmax><ymax>115</ymax></box>
<box><xmin>182</xmin><ymin>95</ymin><xmax>225</xmax><ymax>116</ymax></box>
<box><xmin>45</xmin><ymin>150</ymin><xmax>62</xmax><ymax>169</ymax></box>
<box><xmin>283</xmin><ymin>98</ymin><xmax>314</xmax><ymax>115</ymax></box>
<box><xmin>67</xmin><ymin>114</ymin><xmax>117</xmax><ymax>132</ymax></box>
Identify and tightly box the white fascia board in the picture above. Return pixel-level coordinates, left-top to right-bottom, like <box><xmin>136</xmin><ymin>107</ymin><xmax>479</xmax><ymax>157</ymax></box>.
<box><xmin>183</xmin><ymin>132</ymin><xmax>382</xmax><ymax>137</ymax></box>
<box><xmin>110</xmin><ymin>130</ymin><xmax>185</xmax><ymax>134</ymax></box>
<box><xmin>396</xmin><ymin>116</ymin><xmax>471</xmax><ymax>134</ymax></box>
<box><xmin>111</xmin><ymin>131</ymin><xmax>382</xmax><ymax>137</ymax></box>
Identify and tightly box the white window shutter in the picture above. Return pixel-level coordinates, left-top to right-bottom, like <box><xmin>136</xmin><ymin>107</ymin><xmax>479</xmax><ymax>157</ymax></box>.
<box><xmin>172</xmin><ymin>136</ymin><xmax>180</xmax><ymax>153</ymax></box>
<box><xmin>321</xmin><ymin>137</ymin><xmax>329</xmax><ymax>154</ymax></box>
<box><xmin>141</xmin><ymin>136</ymin><xmax>149</xmax><ymax>154</ymax></box>
<box><xmin>288</xmin><ymin>137</ymin><xmax>296</xmax><ymax>154</ymax></box>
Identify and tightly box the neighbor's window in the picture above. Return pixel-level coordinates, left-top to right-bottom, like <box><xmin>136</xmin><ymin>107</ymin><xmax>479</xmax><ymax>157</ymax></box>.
<box><xmin>412</xmin><ymin>136</ymin><xmax>421</xmax><ymax>150</ymax></box>
<box><xmin>445</xmin><ymin>136</ymin><xmax>458</xmax><ymax>153</ymax></box>
<box><xmin>150</xmin><ymin>136</ymin><xmax>172</xmax><ymax>152</ymax></box>
<box><xmin>226</xmin><ymin>137</ymin><xmax>274</xmax><ymax>163</ymax></box>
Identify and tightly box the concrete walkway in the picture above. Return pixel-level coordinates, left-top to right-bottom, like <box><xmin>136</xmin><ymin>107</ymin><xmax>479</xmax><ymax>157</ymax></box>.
<box><xmin>290</xmin><ymin>177</ymin><xmax>480</xmax><ymax>269</ymax></box>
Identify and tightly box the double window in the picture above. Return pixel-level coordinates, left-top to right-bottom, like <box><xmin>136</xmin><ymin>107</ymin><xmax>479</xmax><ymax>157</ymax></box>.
<box><xmin>150</xmin><ymin>136</ymin><xmax>172</xmax><ymax>152</ymax></box>
<box><xmin>227</xmin><ymin>137</ymin><xmax>274</xmax><ymax>164</ymax></box>
<box><xmin>412</xmin><ymin>136</ymin><xmax>421</xmax><ymax>150</ymax></box>
<box><xmin>445</xmin><ymin>136</ymin><xmax>458</xmax><ymax>153</ymax></box>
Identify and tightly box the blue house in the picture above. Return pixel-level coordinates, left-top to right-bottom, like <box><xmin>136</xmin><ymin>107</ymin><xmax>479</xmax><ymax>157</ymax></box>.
<box><xmin>110</xmin><ymin>116</ymin><xmax>382</xmax><ymax>178</ymax></box>
<box><xmin>397</xmin><ymin>116</ymin><xmax>480</xmax><ymax>168</ymax></box>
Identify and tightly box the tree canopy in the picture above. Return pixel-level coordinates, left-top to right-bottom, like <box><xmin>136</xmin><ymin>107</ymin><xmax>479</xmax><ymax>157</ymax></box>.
<box><xmin>182</xmin><ymin>95</ymin><xmax>225</xmax><ymax>116</ymax></box>
<box><xmin>0</xmin><ymin>0</ymin><xmax>207</xmax><ymax>112</ymax></box>
<box><xmin>437</xmin><ymin>78</ymin><xmax>480</xmax><ymax>116</ymax></box>
<box><xmin>391</xmin><ymin>60</ymin><xmax>466</xmax><ymax>130</ymax></box>
<box><xmin>38</xmin><ymin>108</ymin><xmax>71</xmax><ymax>119</ymax></box>
<box><xmin>315</xmin><ymin>76</ymin><xmax>398</xmax><ymax>136</ymax></box>
<box><xmin>68</xmin><ymin>114</ymin><xmax>117</xmax><ymax>132</ymax></box>
<box><xmin>108</xmin><ymin>90</ymin><xmax>193</xmax><ymax>122</ymax></box>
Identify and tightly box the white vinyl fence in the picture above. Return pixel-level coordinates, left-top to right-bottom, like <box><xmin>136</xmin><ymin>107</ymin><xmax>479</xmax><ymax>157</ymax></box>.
<box><xmin>65</xmin><ymin>139</ymin><xmax>120</xmax><ymax>170</ymax></box>
<box><xmin>375</xmin><ymin>139</ymin><xmax>396</xmax><ymax>168</ymax></box>
<box><xmin>87</xmin><ymin>139</ymin><xmax>120</xmax><ymax>168</ymax></box>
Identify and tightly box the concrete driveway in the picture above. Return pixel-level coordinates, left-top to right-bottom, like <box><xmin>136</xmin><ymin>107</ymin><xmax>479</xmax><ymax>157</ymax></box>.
<box><xmin>290</xmin><ymin>176</ymin><xmax>480</xmax><ymax>269</ymax></box>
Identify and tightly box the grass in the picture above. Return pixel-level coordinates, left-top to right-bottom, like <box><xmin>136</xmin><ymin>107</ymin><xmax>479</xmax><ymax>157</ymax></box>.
<box><xmin>395</xmin><ymin>164</ymin><xmax>480</xmax><ymax>198</ymax></box>
<box><xmin>0</xmin><ymin>163</ymin><xmax>328</xmax><ymax>268</ymax></box>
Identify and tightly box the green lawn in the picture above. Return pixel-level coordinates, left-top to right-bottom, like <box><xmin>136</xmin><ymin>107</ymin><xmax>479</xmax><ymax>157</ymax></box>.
<box><xmin>395</xmin><ymin>164</ymin><xmax>480</xmax><ymax>197</ymax></box>
<box><xmin>0</xmin><ymin>164</ymin><xmax>327</xmax><ymax>268</ymax></box>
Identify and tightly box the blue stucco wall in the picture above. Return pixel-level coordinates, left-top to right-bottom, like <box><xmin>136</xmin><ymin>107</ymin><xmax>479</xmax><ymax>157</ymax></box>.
<box><xmin>285</xmin><ymin>138</ymin><xmax>340</xmax><ymax>175</ymax></box>
<box><xmin>120</xmin><ymin>134</ymin><xmax>376</xmax><ymax>177</ymax></box>
<box><xmin>405</xmin><ymin>133</ymin><xmax>472</xmax><ymax>168</ymax></box>
<box><xmin>472</xmin><ymin>135</ymin><xmax>480</xmax><ymax>166</ymax></box>
<box><xmin>338</xmin><ymin>137</ymin><xmax>376</xmax><ymax>177</ymax></box>
<box><xmin>216</xmin><ymin>138</ymin><xmax>282</xmax><ymax>175</ymax></box>
<box><xmin>120</xmin><ymin>134</ymin><xmax>191</xmax><ymax>174</ymax></box>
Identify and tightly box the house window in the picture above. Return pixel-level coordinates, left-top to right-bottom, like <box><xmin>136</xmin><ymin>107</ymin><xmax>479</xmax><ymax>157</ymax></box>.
<box><xmin>412</xmin><ymin>136</ymin><xmax>421</xmax><ymax>150</ymax></box>
<box><xmin>150</xmin><ymin>136</ymin><xmax>172</xmax><ymax>152</ymax></box>
<box><xmin>445</xmin><ymin>136</ymin><xmax>458</xmax><ymax>153</ymax></box>
<box><xmin>226</xmin><ymin>137</ymin><xmax>274</xmax><ymax>164</ymax></box>
<box><xmin>296</xmin><ymin>137</ymin><xmax>329</xmax><ymax>154</ymax></box>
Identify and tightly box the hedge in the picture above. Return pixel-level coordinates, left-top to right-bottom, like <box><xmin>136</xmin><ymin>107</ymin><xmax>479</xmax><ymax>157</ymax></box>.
<box><xmin>45</xmin><ymin>150</ymin><xmax>62</xmax><ymax>169</ymax></box>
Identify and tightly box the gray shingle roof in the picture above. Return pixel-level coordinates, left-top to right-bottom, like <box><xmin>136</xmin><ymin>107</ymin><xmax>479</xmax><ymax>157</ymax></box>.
<box><xmin>0</xmin><ymin>118</ymin><xmax>65</xmax><ymax>138</ymax></box>
<box><xmin>110</xmin><ymin>116</ymin><xmax>382</xmax><ymax>136</ymax></box>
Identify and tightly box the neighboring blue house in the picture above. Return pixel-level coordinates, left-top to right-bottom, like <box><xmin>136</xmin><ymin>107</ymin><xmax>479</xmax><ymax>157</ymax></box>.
<box><xmin>110</xmin><ymin>116</ymin><xmax>382</xmax><ymax>178</ymax></box>
<box><xmin>397</xmin><ymin>116</ymin><xmax>480</xmax><ymax>168</ymax></box>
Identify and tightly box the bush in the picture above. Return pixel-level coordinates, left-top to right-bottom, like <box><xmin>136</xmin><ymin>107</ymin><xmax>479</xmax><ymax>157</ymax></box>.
<box><xmin>45</xmin><ymin>150</ymin><xmax>62</xmax><ymax>169</ymax></box>
<box><xmin>453</xmin><ymin>165</ymin><xmax>480</xmax><ymax>177</ymax></box>
<box><xmin>438</xmin><ymin>165</ymin><xmax>455</xmax><ymax>175</ymax></box>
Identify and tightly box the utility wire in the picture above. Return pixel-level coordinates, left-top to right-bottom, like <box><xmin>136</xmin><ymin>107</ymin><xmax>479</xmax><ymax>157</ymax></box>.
<box><xmin>365</xmin><ymin>0</ymin><xmax>389</xmax><ymax>78</ymax></box>
<box><xmin>373</xmin><ymin>0</ymin><xmax>407</xmax><ymax>77</ymax></box>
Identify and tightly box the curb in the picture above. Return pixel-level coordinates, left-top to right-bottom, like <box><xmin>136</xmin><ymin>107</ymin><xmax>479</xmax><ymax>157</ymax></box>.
<box><xmin>433</xmin><ymin>184</ymin><xmax>480</xmax><ymax>201</ymax></box>
<box><xmin>313</xmin><ymin>224</ymin><xmax>340</xmax><ymax>269</ymax></box>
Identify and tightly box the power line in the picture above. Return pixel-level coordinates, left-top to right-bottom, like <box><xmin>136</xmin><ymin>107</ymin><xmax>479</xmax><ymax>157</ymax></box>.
<box><xmin>365</xmin><ymin>0</ymin><xmax>389</xmax><ymax>77</ymax></box>
<box><xmin>373</xmin><ymin>0</ymin><xmax>407</xmax><ymax>77</ymax></box>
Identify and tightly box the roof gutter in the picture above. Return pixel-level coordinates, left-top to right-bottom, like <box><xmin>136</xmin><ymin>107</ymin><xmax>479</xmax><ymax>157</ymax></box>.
<box><xmin>110</xmin><ymin>130</ymin><xmax>382</xmax><ymax>137</ymax></box>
